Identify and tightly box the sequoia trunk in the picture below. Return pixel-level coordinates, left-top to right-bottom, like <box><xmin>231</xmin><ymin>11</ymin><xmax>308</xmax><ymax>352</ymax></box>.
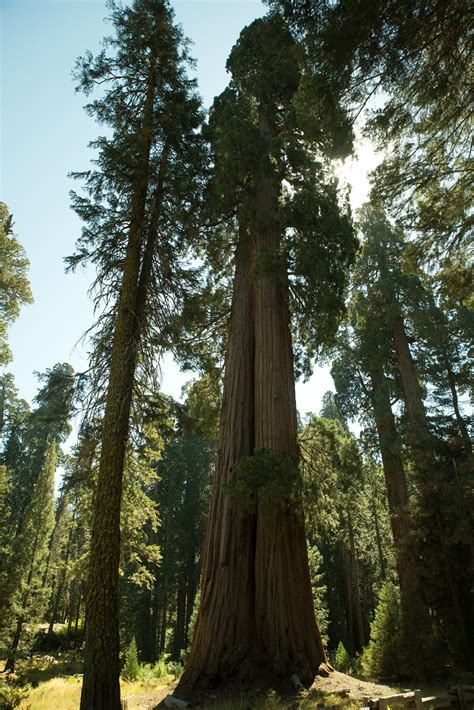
<box><xmin>179</xmin><ymin>223</ymin><xmax>257</xmax><ymax>689</ymax></box>
<box><xmin>178</xmin><ymin>107</ymin><xmax>324</xmax><ymax>697</ymax></box>
<box><xmin>369</xmin><ymin>362</ymin><xmax>409</xmax><ymax>578</ymax></box>
<box><xmin>392</xmin><ymin>315</ymin><xmax>432</xmax><ymax>454</ymax></box>
<box><xmin>253</xmin><ymin>108</ymin><xmax>324</xmax><ymax>682</ymax></box>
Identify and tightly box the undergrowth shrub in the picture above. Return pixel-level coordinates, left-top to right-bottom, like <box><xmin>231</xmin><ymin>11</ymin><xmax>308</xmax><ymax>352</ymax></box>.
<box><xmin>334</xmin><ymin>641</ymin><xmax>351</xmax><ymax>673</ymax></box>
<box><xmin>361</xmin><ymin>582</ymin><xmax>403</xmax><ymax>678</ymax></box>
<box><xmin>361</xmin><ymin>581</ymin><xmax>445</xmax><ymax>680</ymax></box>
<box><xmin>0</xmin><ymin>676</ymin><xmax>30</xmax><ymax>710</ymax></box>
<box><xmin>121</xmin><ymin>637</ymin><xmax>140</xmax><ymax>681</ymax></box>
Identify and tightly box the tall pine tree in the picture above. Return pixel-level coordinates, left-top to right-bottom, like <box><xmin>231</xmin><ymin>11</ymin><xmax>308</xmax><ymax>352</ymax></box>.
<box><xmin>69</xmin><ymin>1</ymin><xmax>206</xmax><ymax>705</ymax></box>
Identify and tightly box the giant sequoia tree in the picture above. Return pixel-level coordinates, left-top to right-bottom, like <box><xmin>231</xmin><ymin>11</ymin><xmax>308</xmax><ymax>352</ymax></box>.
<box><xmin>178</xmin><ymin>16</ymin><xmax>356</xmax><ymax>696</ymax></box>
<box><xmin>69</xmin><ymin>1</ymin><xmax>205</xmax><ymax>706</ymax></box>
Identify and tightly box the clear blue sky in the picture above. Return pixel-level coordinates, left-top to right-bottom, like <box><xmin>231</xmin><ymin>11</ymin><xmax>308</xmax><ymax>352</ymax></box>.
<box><xmin>1</xmin><ymin>0</ymin><xmax>337</xmax><ymax>420</ymax></box>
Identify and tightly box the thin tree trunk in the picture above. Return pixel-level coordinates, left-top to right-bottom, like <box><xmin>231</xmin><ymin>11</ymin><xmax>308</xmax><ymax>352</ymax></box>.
<box><xmin>80</xmin><ymin>58</ymin><xmax>159</xmax><ymax>710</ymax></box>
<box><xmin>392</xmin><ymin>315</ymin><xmax>432</xmax><ymax>452</ymax></box>
<box><xmin>184</xmin><ymin>554</ymin><xmax>197</xmax><ymax>648</ymax></box>
<box><xmin>4</xmin><ymin>616</ymin><xmax>24</xmax><ymax>672</ymax></box>
<box><xmin>343</xmin><ymin>545</ymin><xmax>355</xmax><ymax>656</ymax></box>
<box><xmin>446</xmin><ymin>365</ymin><xmax>471</xmax><ymax>453</ymax></box>
<box><xmin>48</xmin><ymin>515</ymin><xmax>74</xmax><ymax>634</ymax></box>
<box><xmin>148</xmin><ymin>586</ymin><xmax>159</xmax><ymax>662</ymax></box>
<box><xmin>74</xmin><ymin>589</ymin><xmax>82</xmax><ymax>638</ymax></box>
<box><xmin>160</xmin><ymin>594</ymin><xmax>168</xmax><ymax>655</ymax></box>
<box><xmin>173</xmin><ymin>574</ymin><xmax>187</xmax><ymax>660</ymax></box>
<box><xmin>371</xmin><ymin>494</ymin><xmax>386</xmax><ymax>581</ymax></box>
<box><xmin>346</xmin><ymin>510</ymin><xmax>365</xmax><ymax>651</ymax></box>
<box><xmin>369</xmin><ymin>362</ymin><xmax>409</xmax><ymax>584</ymax></box>
<box><xmin>66</xmin><ymin>595</ymin><xmax>74</xmax><ymax>637</ymax></box>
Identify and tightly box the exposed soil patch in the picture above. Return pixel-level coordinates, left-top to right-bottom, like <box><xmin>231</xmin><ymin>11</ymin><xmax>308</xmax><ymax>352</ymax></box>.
<box><xmin>128</xmin><ymin>670</ymin><xmax>401</xmax><ymax>708</ymax></box>
<box><xmin>126</xmin><ymin>681</ymin><xmax>177</xmax><ymax>709</ymax></box>
<box><xmin>311</xmin><ymin>669</ymin><xmax>400</xmax><ymax>701</ymax></box>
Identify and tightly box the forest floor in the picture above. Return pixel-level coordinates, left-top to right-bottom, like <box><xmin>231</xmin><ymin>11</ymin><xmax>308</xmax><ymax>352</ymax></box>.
<box><xmin>0</xmin><ymin>653</ymin><xmax>454</xmax><ymax>709</ymax></box>
<box><xmin>134</xmin><ymin>669</ymin><xmax>402</xmax><ymax>708</ymax></box>
<box><xmin>9</xmin><ymin>670</ymin><xmax>400</xmax><ymax>709</ymax></box>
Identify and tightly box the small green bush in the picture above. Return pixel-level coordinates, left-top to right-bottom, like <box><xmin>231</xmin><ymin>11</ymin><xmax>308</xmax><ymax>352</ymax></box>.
<box><xmin>0</xmin><ymin>677</ymin><xmax>30</xmax><ymax>710</ymax></box>
<box><xmin>334</xmin><ymin>641</ymin><xmax>351</xmax><ymax>673</ymax></box>
<box><xmin>122</xmin><ymin>637</ymin><xmax>140</xmax><ymax>681</ymax></box>
<box><xmin>167</xmin><ymin>661</ymin><xmax>183</xmax><ymax>680</ymax></box>
<box><xmin>361</xmin><ymin>582</ymin><xmax>403</xmax><ymax>678</ymax></box>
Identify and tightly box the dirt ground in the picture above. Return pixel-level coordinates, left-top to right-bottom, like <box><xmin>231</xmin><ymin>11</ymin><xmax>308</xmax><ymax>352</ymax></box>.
<box><xmin>311</xmin><ymin>669</ymin><xmax>400</xmax><ymax>701</ymax></box>
<box><xmin>127</xmin><ymin>682</ymin><xmax>177</xmax><ymax>709</ymax></box>
<box><xmin>125</xmin><ymin>670</ymin><xmax>401</xmax><ymax>709</ymax></box>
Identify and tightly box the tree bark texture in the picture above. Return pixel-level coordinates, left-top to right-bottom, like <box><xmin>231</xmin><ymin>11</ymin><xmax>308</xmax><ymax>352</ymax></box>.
<box><xmin>392</xmin><ymin>315</ymin><xmax>432</xmax><ymax>454</ymax></box>
<box><xmin>446</xmin><ymin>365</ymin><xmax>471</xmax><ymax>453</ymax></box>
<box><xmin>80</xmin><ymin>60</ymin><xmax>159</xmax><ymax>710</ymax></box>
<box><xmin>178</xmin><ymin>108</ymin><xmax>324</xmax><ymax>696</ymax></box>
<box><xmin>392</xmin><ymin>316</ymin><xmax>473</xmax><ymax>666</ymax></box>
<box><xmin>369</xmin><ymin>362</ymin><xmax>410</xmax><ymax>573</ymax></box>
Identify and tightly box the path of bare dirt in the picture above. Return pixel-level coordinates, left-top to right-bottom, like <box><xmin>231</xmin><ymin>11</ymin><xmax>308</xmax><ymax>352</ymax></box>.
<box><xmin>311</xmin><ymin>669</ymin><xmax>400</xmax><ymax>701</ymax></box>
<box><xmin>126</xmin><ymin>670</ymin><xmax>401</xmax><ymax>708</ymax></box>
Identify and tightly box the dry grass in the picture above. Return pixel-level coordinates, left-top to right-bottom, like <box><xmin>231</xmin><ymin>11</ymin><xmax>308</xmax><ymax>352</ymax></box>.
<box><xmin>16</xmin><ymin>675</ymin><xmax>172</xmax><ymax>709</ymax></box>
<box><xmin>22</xmin><ymin>675</ymin><xmax>82</xmax><ymax>709</ymax></box>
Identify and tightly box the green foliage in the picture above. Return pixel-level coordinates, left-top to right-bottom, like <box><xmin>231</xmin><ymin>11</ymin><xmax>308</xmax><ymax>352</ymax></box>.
<box><xmin>307</xmin><ymin>544</ymin><xmax>329</xmax><ymax>649</ymax></box>
<box><xmin>301</xmin><ymin>413</ymin><xmax>392</xmax><ymax>656</ymax></box>
<box><xmin>0</xmin><ymin>367</ymin><xmax>76</xmax><ymax>662</ymax></box>
<box><xmin>180</xmin><ymin>375</ymin><xmax>221</xmax><ymax>439</ymax></box>
<box><xmin>334</xmin><ymin>641</ymin><xmax>351</xmax><ymax>673</ymax></box>
<box><xmin>200</xmin><ymin>13</ymin><xmax>357</xmax><ymax>381</ymax></box>
<box><xmin>270</xmin><ymin>0</ymin><xmax>472</xmax><ymax>298</ymax></box>
<box><xmin>360</xmin><ymin>582</ymin><xmax>403</xmax><ymax>678</ymax></box>
<box><xmin>120</xmin><ymin>651</ymin><xmax>181</xmax><ymax>682</ymax></box>
<box><xmin>121</xmin><ymin>637</ymin><xmax>140</xmax><ymax>681</ymax></box>
<box><xmin>68</xmin><ymin>0</ymin><xmax>207</xmax><ymax>419</ymax></box>
<box><xmin>0</xmin><ymin>203</ymin><xmax>33</xmax><ymax>365</ymax></box>
<box><xmin>167</xmin><ymin>660</ymin><xmax>183</xmax><ymax>680</ymax></box>
<box><xmin>32</xmin><ymin>623</ymin><xmax>83</xmax><ymax>653</ymax></box>
<box><xmin>0</xmin><ymin>676</ymin><xmax>30</xmax><ymax>710</ymax></box>
<box><xmin>226</xmin><ymin>449</ymin><xmax>301</xmax><ymax>514</ymax></box>
<box><xmin>226</xmin><ymin>15</ymin><xmax>300</xmax><ymax>108</ymax></box>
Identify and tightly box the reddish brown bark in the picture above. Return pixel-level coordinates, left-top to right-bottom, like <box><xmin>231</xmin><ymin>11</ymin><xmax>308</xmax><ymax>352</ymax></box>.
<box><xmin>392</xmin><ymin>315</ymin><xmax>432</xmax><ymax>453</ymax></box>
<box><xmin>178</xmin><ymin>108</ymin><xmax>324</xmax><ymax>697</ymax></box>
<box><xmin>252</xmin><ymin>109</ymin><xmax>323</xmax><ymax>682</ymax></box>
<box><xmin>369</xmin><ymin>362</ymin><xmax>410</xmax><ymax>567</ymax></box>
<box><xmin>179</xmin><ymin>223</ymin><xmax>257</xmax><ymax>688</ymax></box>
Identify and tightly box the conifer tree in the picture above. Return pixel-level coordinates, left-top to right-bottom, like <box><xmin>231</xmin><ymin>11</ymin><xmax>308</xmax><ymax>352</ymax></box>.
<box><xmin>267</xmin><ymin>0</ymin><xmax>473</xmax><ymax>298</ymax></box>
<box><xmin>0</xmin><ymin>365</ymin><xmax>75</xmax><ymax>667</ymax></box>
<box><xmin>178</xmin><ymin>14</ymin><xmax>356</xmax><ymax>696</ymax></box>
<box><xmin>333</xmin><ymin>204</ymin><xmax>473</xmax><ymax>672</ymax></box>
<box><xmin>3</xmin><ymin>442</ymin><xmax>57</xmax><ymax>671</ymax></box>
<box><xmin>0</xmin><ymin>203</ymin><xmax>33</xmax><ymax>365</ymax></box>
<box><xmin>69</xmin><ymin>2</ymin><xmax>205</xmax><ymax>704</ymax></box>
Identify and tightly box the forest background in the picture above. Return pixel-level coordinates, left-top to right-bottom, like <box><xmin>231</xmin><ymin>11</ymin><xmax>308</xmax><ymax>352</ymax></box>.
<box><xmin>0</xmin><ymin>0</ymin><xmax>472</xmax><ymax>708</ymax></box>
